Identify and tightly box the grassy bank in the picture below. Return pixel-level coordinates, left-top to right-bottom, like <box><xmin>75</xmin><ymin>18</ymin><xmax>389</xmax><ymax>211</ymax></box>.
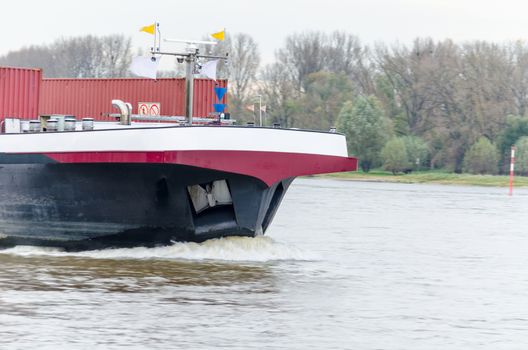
<box><xmin>319</xmin><ymin>170</ymin><xmax>528</xmax><ymax>187</ymax></box>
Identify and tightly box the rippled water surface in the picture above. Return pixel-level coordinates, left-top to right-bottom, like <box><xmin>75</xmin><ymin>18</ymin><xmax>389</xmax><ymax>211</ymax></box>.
<box><xmin>1</xmin><ymin>178</ymin><xmax>528</xmax><ymax>349</ymax></box>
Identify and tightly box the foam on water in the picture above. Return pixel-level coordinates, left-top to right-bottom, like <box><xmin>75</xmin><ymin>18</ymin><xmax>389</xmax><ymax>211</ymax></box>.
<box><xmin>0</xmin><ymin>236</ymin><xmax>316</xmax><ymax>262</ymax></box>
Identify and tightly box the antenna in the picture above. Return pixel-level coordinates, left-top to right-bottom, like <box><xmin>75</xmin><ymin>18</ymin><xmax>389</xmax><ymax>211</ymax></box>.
<box><xmin>149</xmin><ymin>26</ymin><xmax>228</xmax><ymax>124</ymax></box>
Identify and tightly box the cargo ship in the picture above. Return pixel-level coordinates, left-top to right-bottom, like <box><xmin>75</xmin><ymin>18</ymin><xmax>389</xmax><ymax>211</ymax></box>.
<box><xmin>0</xmin><ymin>34</ymin><xmax>357</xmax><ymax>250</ymax></box>
<box><xmin>0</xmin><ymin>109</ymin><xmax>357</xmax><ymax>250</ymax></box>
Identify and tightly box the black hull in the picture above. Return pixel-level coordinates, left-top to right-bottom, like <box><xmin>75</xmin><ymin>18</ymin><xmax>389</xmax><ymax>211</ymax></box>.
<box><xmin>0</xmin><ymin>163</ymin><xmax>292</xmax><ymax>250</ymax></box>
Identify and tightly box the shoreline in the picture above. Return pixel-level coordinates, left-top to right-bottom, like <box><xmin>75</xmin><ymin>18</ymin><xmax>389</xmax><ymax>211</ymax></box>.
<box><xmin>313</xmin><ymin>171</ymin><xmax>528</xmax><ymax>187</ymax></box>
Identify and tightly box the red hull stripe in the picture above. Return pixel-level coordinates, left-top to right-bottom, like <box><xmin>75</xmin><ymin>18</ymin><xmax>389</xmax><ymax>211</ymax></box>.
<box><xmin>43</xmin><ymin>151</ymin><xmax>358</xmax><ymax>186</ymax></box>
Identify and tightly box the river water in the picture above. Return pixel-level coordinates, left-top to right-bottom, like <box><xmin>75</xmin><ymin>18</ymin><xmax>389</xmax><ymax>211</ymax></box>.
<box><xmin>1</xmin><ymin>178</ymin><xmax>528</xmax><ymax>349</ymax></box>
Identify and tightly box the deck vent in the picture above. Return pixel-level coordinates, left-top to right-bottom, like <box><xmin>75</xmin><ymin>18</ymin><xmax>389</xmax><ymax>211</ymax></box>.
<box><xmin>21</xmin><ymin>120</ymin><xmax>29</xmax><ymax>133</ymax></box>
<box><xmin>82</xmin><ymin>118</ymin><xmax>94</xmax><ymax>131</ymax></box>
<box><xmin>64</xmin><ymin>117</ymin><xmax>76</xmax><ymax>131</ymax></box>
<box><xmin>29</xmin><ymin>120</ymin><xmax>41</xmax><ymax>133</ymax></box>
<box><xmin>46</xmin><ymin>119</ymin><xmax>58</xmax><ymax>132</ymax></box>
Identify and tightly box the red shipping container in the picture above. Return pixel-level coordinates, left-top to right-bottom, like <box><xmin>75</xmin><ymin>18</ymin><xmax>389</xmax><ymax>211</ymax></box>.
<box><xmin>39</xmin><ymin>78</ymin><xmax>228</xmax><ymax>119</ymax></box>
<box><xmin>0</xmin><ymin>67</ymin><xmax>41</xmax><ymax>121</ymax></box>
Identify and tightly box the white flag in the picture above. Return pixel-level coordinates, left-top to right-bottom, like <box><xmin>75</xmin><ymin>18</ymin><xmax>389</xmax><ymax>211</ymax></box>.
<box><xmin>130</xmin><ymin>56</ymin><xmax>160</xmax><ymax>79</ymax></box>
<box><xmin>199</xmin><ymin>60</ymin><xmax>219</xmax><ymax>80</ymax></box>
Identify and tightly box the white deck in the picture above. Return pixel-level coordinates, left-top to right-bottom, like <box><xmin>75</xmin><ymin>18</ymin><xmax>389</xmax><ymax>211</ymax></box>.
<box><xmin>0</xmin><ymin>123</ymin><xmax>350</xmax><ymax>158</ymax></box>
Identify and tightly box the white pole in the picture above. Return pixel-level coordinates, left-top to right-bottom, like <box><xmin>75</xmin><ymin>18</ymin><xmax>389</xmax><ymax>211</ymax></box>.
<box><xmin>153</xmin><ymin>22</ymin><xmax>157</xmax><ymax>52</ymax></box>
<box><xmin>258</xmin><ymin>95</ymin><xmax>262</xmax><ymax>127</ymax></box>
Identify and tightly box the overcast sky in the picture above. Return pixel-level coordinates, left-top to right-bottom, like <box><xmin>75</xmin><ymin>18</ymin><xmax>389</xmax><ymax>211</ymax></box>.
<box><xmin>3</xmin><ymin>0</ymin><xmax>528</xmax><ymax>66</ymax></box>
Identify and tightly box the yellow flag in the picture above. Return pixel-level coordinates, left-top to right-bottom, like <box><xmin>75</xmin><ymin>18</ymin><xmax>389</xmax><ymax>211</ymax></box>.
<box><xmin>140</xmin><ymin>23</ymin><xmax>156</xmax><ymax>35</ymax></box>
<box><xmin>211</xmin><ymin>29</ymin><xmax>225</xmax><ymax>41</ymax></box>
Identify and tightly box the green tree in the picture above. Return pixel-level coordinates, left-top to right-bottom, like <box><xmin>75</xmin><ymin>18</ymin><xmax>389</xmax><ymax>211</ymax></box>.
<box><xmin>497</xmin><ymin>116</ymin><xmax>528</xmax><ymax>171</ymax></box>
<box><xmin>402</xmin><ymin>136</ymin><xmax>429</xmax><ymax>170</ymax></box>
<box><xmin>381</xmin><ymin>137</ymin><xmax>409</xmax><ymax>174</ymax></box>
<box><xmin>296</xmin><ymin>71</ymin><xmax>354</xmax><ymax>130</ymax></box>
<box><xmin>462</xmin><ymin>137</ymin><xmax>499</xmax><ymax>174</ymax></box>
<box><xmin>514</xmin><ymin>136</ymin><xmax>528</xmax><ymax>175</ymax></box>
<box><xmin>337</xmin><ymin>96</ymin><xmax>391</xmax><ymax>172</ymax></box>
<box><xmin>373</xmin><ymin>75</ymin><xmax>409</xmax><ymax>136</ymax></box>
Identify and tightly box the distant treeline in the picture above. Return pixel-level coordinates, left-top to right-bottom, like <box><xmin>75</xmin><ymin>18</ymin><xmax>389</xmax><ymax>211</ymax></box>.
<box><xmin>4</xmin><ymin>32</ymin><xmax>528</xmax><ymax>174</ymax></box>
<box><xmin>0</xmin><ymin>35</ymin><xmax>132</xmax><ymax>78</ymax></box>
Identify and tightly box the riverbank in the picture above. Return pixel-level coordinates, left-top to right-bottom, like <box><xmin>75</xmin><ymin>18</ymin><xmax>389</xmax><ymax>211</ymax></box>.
<box><xmin>320</xmin><ymin>170</ymin><xmax>528</xmax><ymax>187</ymax></box>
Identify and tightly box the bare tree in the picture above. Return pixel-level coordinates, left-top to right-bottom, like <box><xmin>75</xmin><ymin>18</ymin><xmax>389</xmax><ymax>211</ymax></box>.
<box><xmin>258</xmin><ymin>63</ymin><xmax>299</xmax><ymax>127</ymax></box>
<box><xmin>0</xmin><ymin>45</ymin><xmax>58</xmax><ymax>76</ymax></box>
<box><xmin>98</xmin><ymin>35</ymin><xmax>133</xmax><ymax>77</ymax></box>
<box><xmin>507</xmin><ymin>40</ymin><xmax>528</xmax><ymax>117</ymax></box>
<box><xmin>461</xmin><ymin>41</ymin><xmax>513</xmax><ymax>130</ymax></box>
<box><xmin>327</xmin><ymin>31</ymin><xmax>374</xmax><ymax>94</ymax></box>
<box><xmin>228</xmin><ymin>34</ymin><xmax>260</xmax><ymax>114</ymax></box>
<box><xmin>52</xmin><ymin>35</ymin><xmax>132</xmax><ymax>78</ymax></box>
<box><xmin>276</xmin><ymin>31</ymin><xmax>327</xmax><ymax>92</ymax></box>
<box><xmin>0</xmin><ymin>34</ymin><xmax>132</xmax><ymax>78</ymax></box>
<box><xmin>374</xmin><ymin>39</ymin><xmax>467</xmax><ymax>167</ymax></box>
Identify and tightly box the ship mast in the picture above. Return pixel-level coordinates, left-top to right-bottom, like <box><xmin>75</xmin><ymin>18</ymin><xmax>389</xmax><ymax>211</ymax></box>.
<box><xmin>151</xmin><ymin>36</ymin><xmax>228</xmax><ymax>124</ymax></box>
